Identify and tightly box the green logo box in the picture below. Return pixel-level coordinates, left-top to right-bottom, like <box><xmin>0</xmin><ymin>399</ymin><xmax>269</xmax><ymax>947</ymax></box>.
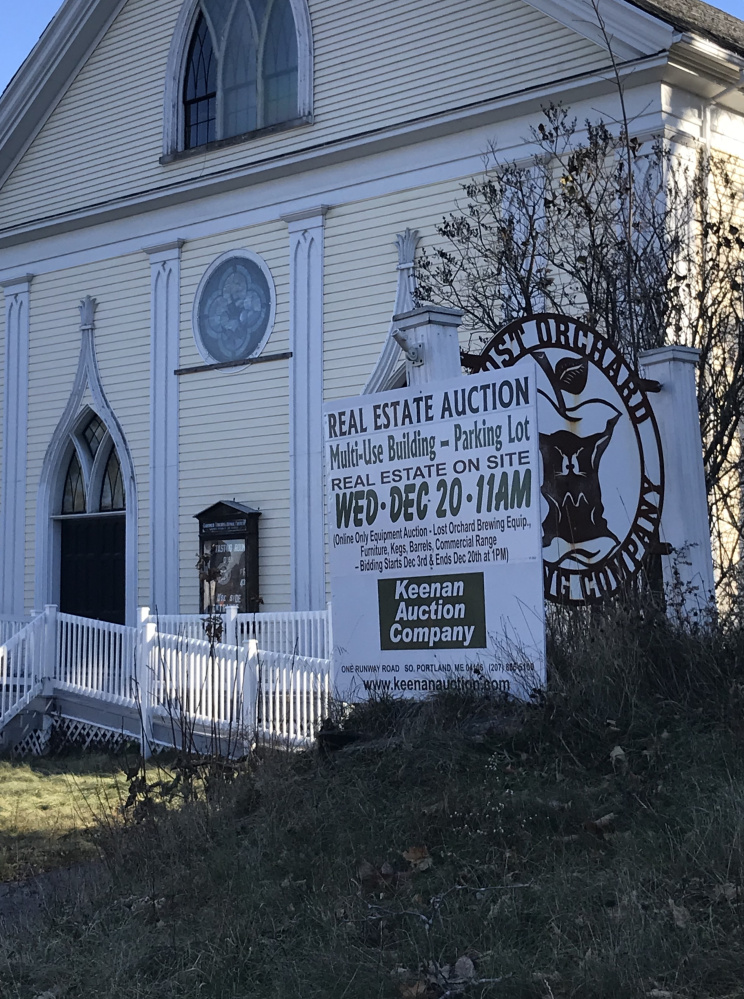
<box><xmin>378</xmin><ymin>572</ymin><xmax>487</xmax><ymax>650</ymax></box>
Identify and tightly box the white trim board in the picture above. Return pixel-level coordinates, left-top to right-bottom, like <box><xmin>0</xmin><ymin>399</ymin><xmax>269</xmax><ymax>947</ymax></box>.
<box><xmin>0</xmin><ymin>276</ymin><xmax>32</xmax><ymax>616</ymax></box>
<box><xmin>523</xmin><ymin>0</ymin><xmax>675</xmax><ymax>60</ymax></box>
<box><xmin>285</xmin><ymin>207</ymin><xmax>327</xmax><ymax>610</ymax></box>
<box><xmin>146</xmin><ymin>242</ymin><xmax>182</xmax><ymax>616</ymax></box>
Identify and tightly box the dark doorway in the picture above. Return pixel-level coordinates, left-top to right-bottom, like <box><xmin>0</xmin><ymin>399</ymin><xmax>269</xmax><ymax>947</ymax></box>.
<box><xmin>60</xmin><ymin>515</ymin><xmax>126</xmax><ymax>624</ymax></box>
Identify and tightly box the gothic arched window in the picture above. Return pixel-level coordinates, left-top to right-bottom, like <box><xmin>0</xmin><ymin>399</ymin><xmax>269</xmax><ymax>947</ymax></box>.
<box><xmin>182</xmin><ymin>0</ymin><xmax>301</xmax><ymax>150</ymax></box>
<box><xmin>184</xmin><ymin>14</ymin><xmax>217</xmax><ymax>148</ymax></box>
<box><xmin>62</xmin><ymin>453</ymin><xmax>86</xmax><ymax>514</ymax></box>
<box><xmin>100</xmin><ymin>452</ymin><xmax>125</xmax><ymax>512</ymax></box>
<box><xmin>60</xmin><ymin>413</ymin><xmax>126</xmax><ymax>516</ymax></box>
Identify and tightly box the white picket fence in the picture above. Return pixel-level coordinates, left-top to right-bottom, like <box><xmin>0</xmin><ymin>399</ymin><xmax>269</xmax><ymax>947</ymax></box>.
<box><xmin>0</xmin><ymin>613</ymin><xmax>46</xmax><ymax>727</ymax></box>
<box><xmin>148</xmin><ymin>630</ymin><xmax>255</xmax><ymax>730</ymax></box>
<box><xmin>153</xmin><ymin>608</ymin><xmax>331</xmax><ymax>660</ymax></box>
<box><xmin>0</xmin><ymin>605</ymin><xmax>332</xmax><ymax>754</ymax></box>
<box><xmin>56</xmin><ymin>612</ymin><xmax>137</xmax><ymax>706</ymax></box>
<box><xmin>257</xmin><ymin>650</ymin><xmax>330</xmax><ymax>744</ymax></box>
<box><xmin>0</xmin><ymin>615</ymin><xmax>30</xmax><ymax>647</ymax></box>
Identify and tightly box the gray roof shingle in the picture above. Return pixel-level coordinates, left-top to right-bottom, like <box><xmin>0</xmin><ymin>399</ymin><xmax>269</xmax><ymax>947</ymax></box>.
<box><xmin>627</xmin><ymin>0</ymin><xmax>744</xmax><ymax>57</ymax></box>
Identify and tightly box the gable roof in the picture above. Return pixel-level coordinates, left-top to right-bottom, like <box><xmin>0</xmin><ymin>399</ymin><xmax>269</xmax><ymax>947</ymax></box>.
<box><xmin>629</xmin><ymin>0</ymin><xmax>744</xmax><ymax>57</ymax></box>
<box><xmin>0</xmin><ymin>0</ymin><xmax>742</xmax><ymax>223</ymax></box>
<box><xmin>0</xmin><ymin>0</ymin><xmax>127</xmax><ymax>188</ymax></box>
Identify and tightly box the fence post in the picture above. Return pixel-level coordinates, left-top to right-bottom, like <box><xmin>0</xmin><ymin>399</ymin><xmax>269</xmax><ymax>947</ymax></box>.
<box><xmin>136</xmin><ymin>606</ymin><xmax>156</xmax><ymax>758</ymax></box>
<box><xmin>639</xmin><ymin>346</ymin><xmax>716</xmax><ymax>619</ymax></box>
<box><xmin>224</xmin><ymin>605</ymin><xmax>238</xmax><ymax>648</ymax></box>
<box><xmin>43</xmin><ymin>604</ymin><xmax>57</xmax><ymax>684</ymax></box>
<box><xmin>326</xmin><ymin>601</ymin><xmax>334</xmax><ymax>690</ymax></box>
<box><xmin>243</xmin><ymin>638</ymin><xmax>259</xmax><ymax>746</ymax></box>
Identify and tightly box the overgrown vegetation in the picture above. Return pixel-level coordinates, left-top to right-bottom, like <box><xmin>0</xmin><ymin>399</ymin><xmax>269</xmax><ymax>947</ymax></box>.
<box><xmin>1</xmin><ymin>606</ymin><xmax>744</xmax><ymax>997</ymax></box>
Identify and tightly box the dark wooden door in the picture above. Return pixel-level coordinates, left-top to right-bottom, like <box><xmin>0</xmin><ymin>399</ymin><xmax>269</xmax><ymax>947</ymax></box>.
<box><xmin>60</xmin><ymin>515</ymin><xmax>126</xmax><ymax>624</ymax></box>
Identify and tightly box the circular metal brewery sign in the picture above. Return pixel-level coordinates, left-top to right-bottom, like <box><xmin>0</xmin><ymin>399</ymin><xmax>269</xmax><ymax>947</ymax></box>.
<box><xmin>478</xmin><ymin>314</ymin><xmax>664</xmax><ymax>603</ymax></box>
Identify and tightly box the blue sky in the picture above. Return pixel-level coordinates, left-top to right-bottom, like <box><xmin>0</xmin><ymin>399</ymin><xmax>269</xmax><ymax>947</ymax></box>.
<box><xmin>1</xmin><ymin>0</ymin><xmax>744</xmax><ymax>95</ymax></box>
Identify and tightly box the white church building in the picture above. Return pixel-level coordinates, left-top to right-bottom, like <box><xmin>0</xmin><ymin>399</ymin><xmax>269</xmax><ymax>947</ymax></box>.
<box><xmin>0</xmin><ymin>0</ymin><xmax>743</xmax><ymax>626</ymax></box>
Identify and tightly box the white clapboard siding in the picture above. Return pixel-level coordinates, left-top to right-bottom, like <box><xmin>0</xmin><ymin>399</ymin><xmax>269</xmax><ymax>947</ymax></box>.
<box><xmin>0</xmin><ymin>300</ymin><xmax>4</xmax><ymax>535</ymax></box>
<box><xmin>25</xmin><ymin>254</ymin><xmax>151</xmax><ymax>612</ymax></box>
<box><xmin>178</xmin><ymin>222</ymin><xmax>292</xmax><ymax>613</ymax></box>
<box><xmin>0</xmin><ymin>0</ymin><xmax>610</xmax><ymax>230</ymax></box>
<box><xmin>323</xmin><ymin>176</ymin><xmax>481</xmax><ymax>399</ymax></box>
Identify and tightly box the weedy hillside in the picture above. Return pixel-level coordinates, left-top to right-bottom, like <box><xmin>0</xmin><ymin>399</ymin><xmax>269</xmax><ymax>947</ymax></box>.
<box><xmin>1</xmin><ymin>601</ymin><xmax>744</xmax><ymax>999</ymax></box>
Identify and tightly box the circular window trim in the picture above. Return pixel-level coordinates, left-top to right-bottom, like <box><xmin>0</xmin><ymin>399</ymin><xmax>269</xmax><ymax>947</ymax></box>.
<box><xmin>192</xmin><ymin>249</ymin><xmax>277</xmax><ymax>367</ymax></box>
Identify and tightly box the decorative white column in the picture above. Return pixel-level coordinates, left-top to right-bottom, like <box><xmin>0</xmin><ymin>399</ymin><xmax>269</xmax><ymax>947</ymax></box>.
<box><xmin>144</xmin><ymin>241</ymin><xmax>183</xmax><ymax>615</ymax></box>
<box><xmin>283</xmin><ymin>207</ymin><xmax>328</xmax><ymax>611</ymax></box>
<box><xmin>639</xmin><ymin>345</ymin><xmax>716</xmax><ymax>613</ymax></box>
<box><xmin>0</xmin><ymin>274</ymin><xmax>33</xmax><ymax>616</ymax></box>
<box><xmin>392</xmin><ymin>305</ymin><xmax>463</xmax><ymax>386</ymax></box>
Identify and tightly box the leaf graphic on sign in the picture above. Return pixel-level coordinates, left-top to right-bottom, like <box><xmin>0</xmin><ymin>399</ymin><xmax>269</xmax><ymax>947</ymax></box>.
<box><xmin>555</xmin><ymin>356</ymin><xmax>589</xmax><ymax>394</ymax></box>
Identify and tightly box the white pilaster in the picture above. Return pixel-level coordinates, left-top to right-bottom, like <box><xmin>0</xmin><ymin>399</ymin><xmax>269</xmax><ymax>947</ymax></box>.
<box><xmin>639</xmin><ymin>345</ymin><xmax>716</xmax><ymax>614</ymax></box>
<box><xmin>283</xmin><ymin>207</ymin><xmax>328</xmax><ymax>611</ymax></box>
<box><xmin>392</xmin><ymin>305</ymin><xmax>463</xmax><ymax>386</ymax></box>
<box><xmin>144</xmin><ymin>241</ymin><xmax>183</xmax><ymax>615</ymax></box>
<box><xmin>0</xmin><ymin>274</ymin><xmax>33</xmax><ymax>616</ymax></box>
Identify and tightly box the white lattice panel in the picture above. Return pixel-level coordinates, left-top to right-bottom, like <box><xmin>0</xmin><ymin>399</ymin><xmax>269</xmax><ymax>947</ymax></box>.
<box><xmin>12</xmin><ymin>728</ymin><xmax>50</xmax><ymax>757</ymax></box>
<box><xmin>52</xmin><ymin>718</ymin><xmax>132</xmax><ymax>753</ymax></box>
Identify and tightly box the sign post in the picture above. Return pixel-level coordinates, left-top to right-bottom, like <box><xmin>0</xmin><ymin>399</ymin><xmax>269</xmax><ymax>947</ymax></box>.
<box><xmin>325</xmin><ymin>362</ymin><xmax>545</xmax><ymax>701</ymax></box>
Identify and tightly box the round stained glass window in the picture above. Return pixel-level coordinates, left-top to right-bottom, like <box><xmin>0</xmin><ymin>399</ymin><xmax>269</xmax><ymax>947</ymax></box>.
<box><xmin>193</xmin><ymin>250</ymin><xmax>276</xmax><ymax>365</ymax></box>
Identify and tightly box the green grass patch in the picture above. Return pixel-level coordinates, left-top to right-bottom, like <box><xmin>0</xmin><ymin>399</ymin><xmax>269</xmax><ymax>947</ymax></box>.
<box><xmin>0</xmin><ymin>754</ymin><xmax>126</xmax><ymax>880</ymax></box>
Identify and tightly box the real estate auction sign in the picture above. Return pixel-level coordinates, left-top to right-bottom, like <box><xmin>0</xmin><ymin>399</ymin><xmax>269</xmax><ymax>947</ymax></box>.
<box><xmin>325</xmin><ymin>362</ymin><xmax>545</xmax><ymax>701</ymax></box>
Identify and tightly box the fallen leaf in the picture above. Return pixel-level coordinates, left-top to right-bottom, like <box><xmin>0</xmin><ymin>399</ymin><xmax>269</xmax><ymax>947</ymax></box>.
<box><xmin>399</xmin><ymin>982</ymin><xmax>429</xmax><ymax>998</ymax></box>
<box><xmin>668</xmin><ymin>897</ymin><xmax>690</xmax><ymax>929</ymax></box>
<box><xmin>453</xmin><ymin>955</ymin><xmax>476</xmax><ymax>981</ymax></box>
<box><xmin>711</xmin><ymin>882</ymin><xmax>739</xmax><ymax>902</ymax></box>
<box><xmin>584</xmin><ymin>812</ymin><xmax>617</xmax><ymax>837</ymax></box>
<box><xmin>403</xmin><ymin>845</ymin><xmax>434</xmax><ymax>871</ymax></box>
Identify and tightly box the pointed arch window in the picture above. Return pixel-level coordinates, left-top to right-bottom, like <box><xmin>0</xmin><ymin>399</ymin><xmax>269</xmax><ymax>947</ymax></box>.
<box><xmin>100</xmin><ymin>452</ymin><xmax>125</xmax><ymax>512</ymax></box>
<box><xmin>184</xmin><ymin>13</ymin><xmax>217</xmax><ymax>148</ymax></box>
<box><xmin>83</xmin><ymin>415</ymin><xmax>106</xmax><ymax>457</ymax></box>
<box><xmin>62</xmin><ymin>453</ymin><xmax>86</xmax><ymax>514</ymax></box>
<box><xmin>181</xmin><ymin>0</ymin><xmax>304</xmax><ymax>150</ymax></box>
<box><xmin>59</xmin><ymin>413</ymin><xmax>126</xmax><ymax>517</ymax></box>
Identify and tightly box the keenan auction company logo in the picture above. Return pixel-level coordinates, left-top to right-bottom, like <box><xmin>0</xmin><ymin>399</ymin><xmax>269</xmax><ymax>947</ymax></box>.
<box><xmin>478</xmin><ymin>315</ymin><xmax>664</xmax><ymax>604</ymax></box>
